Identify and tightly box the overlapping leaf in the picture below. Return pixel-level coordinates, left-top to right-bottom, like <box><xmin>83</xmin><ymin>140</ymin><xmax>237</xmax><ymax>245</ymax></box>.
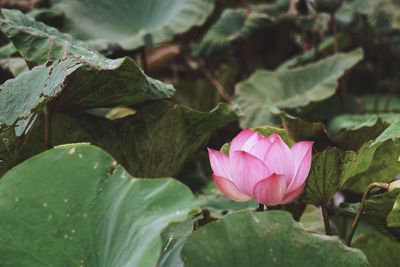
<box><xmin>49</xmin><ymin>0</ymin><xmax>215</xmax><ymax>50</ymax></box>
<box><xmin>0</xmin><ymin>8</ymin><xmax>108</xmax><ymax>65</ymax></box>
<box><xmin>352</xmin><ymin>222</ymin><xmax>400</xmax><ymax>267</ymax></box>
<box><xmin>387</xmin><ymin>193</ymin><xmax>400</xmax><ymax>227</ymax></box>
<box><xmin>196</xmin><ymin>8</ymin><xmax>272</xmax><ymax>57</ymax></box>
<box><xmin>281</xmin><ymin>113</ymin><xmax>331</xmax><ymax>150</ymax></box>
<box><xmin>158</xmin><ymin>220</ymin><xmax>193</xmax><ymax>267</ymax></box>
<box><xmin>234</xmin><ymin>49</ymin><xmax>363</xmax><ymax>128</ymax></box>
<box><xmin>0</xmin><ymin>9</ymin><xmax>183</xmax><ymax>176</ymax></box>
<box><xmin>0</xmin><ymin>9</ymin><xmax>175</xmax><ymax>134</ymax></box>
<box><xmin>0</xmin><ymin>56</ymin><xmax>174</xmax><ymax>132</ymax></box>
<box><xmin>0</xmin><ymin>144</ymin><xmax>198</xmax><ymax>267</ymax></box>
<box><xmin>337</xmin><ymin>0</ymin><xmax>400</xmax><ymax>31</ymax></box>
<box><xmin>339</xmin><ymin>121</ymin><xmax>400</xmax><ymax>192</ymax></box>
<box><xmin>303</xmin><ymin>147</ymin><xmax>358</xmax><ymax>205</ymax></box>
<box><xmin>15</xmin><ymin>101</ymin><xmax>236</xmax><ymax>178</ymax></box>
<box><xmin>299</xmin><ymin>205</ymin><xmax>326</xmax><ymax>234</ymax></box>
<box><xmin>181</xmin><ymin>210</ymin><xmax>370</xmax><ymax>267</ymax></box>
<box><xmin>328</xmin><ymin>113</ymin><xmax>399</xmax><ymax>150</ymax></box>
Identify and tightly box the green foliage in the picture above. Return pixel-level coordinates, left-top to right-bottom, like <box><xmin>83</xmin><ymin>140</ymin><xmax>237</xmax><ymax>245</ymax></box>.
<box><xmin>0</xmin><ymin>8</ymin><xmax>109</xmax><ymax>65</ymax></box>
<box><xmin>303</xmin><ymin>147</ymin><xmax>357</xmax><ymax>205</ymax></box>
<box><xmin>281</xmin><ymin>113</ymin><xmax>331</xmax><ymax>149</ymax></box>
<box><xmin>337</xmin><ymin>0</ymin><xmax>400</xmax><ymax>31</ymax></box>
<box><xmin>342</xmin><ymin>121</ymin><xmax>400</xmax><ymax>192</ymax></box>
<box><xmin>299</xmin><ymin>205</ymin><xmax>326</xmax><ymax>234</ymax></box>
<box><xmin>19</xmin><ymin>102</ymin><xmax>236</xmax><ymax>178</ymax></box>
<box><xmin>0</xmin><ymin>144</ymin><xmax>198</xmax><ymax>267</ymax></box>
<box><xmin>234</xmin><ymin>49</ymin><xmax>363</xmax><ymax>128</ymax></box>
<box><xmin>181</xmin><ymin>210</ymin><xmax>370</xmax><ymax>267</ymax></box>
<box><xmin>387</xmin><ymin>194</ymin><xmax>400</xmax><ymax>227</ymax></box>
<box><xmin>158</xmin><ymin>219</ymin><xmax>193</xmax><ymax>267</ymax></box>
<box><xmin>49</xmin><ymin>0</ymin><xmax>215</xmax><ymax>50</ymax></box>
<box><xmin>349</xmin><ymin>219</ymin><xmax>400</xmax><ymax>267</ymax></box>
<box><xmin>0</xmin><ymin>57</ymin><xmax>174</xmax><ymax>133</ymax></box>
<box><xmin>0</xmin><ymin>56</ymin><xmax>175</xmax><ymax>175</ymax></box>
<box><xmin>197</xmin><ymin>8</ymin><xmax>272</xmax><ymax>57</ymax></box>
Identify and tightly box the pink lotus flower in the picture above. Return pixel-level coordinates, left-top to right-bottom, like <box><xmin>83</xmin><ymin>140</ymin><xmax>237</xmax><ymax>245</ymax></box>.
<box><xmin>208</xmin><ymin>129</ymin><xmax>313</xmax><ymax>206</ymax></box>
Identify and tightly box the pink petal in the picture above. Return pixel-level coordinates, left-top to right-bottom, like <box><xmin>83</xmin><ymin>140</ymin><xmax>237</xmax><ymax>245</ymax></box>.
<box><xmin>241</xmin><ymin>131</ymin><xmax>262</xmax><ymax>152</ymax></box>
<box><xmin>213</xmin><ymin>175</ymin><xmax>252</xmax><ymax>202</ymax></box>
<box><xmin>266</xmin><ymin>132</ymin><xmax>279</xmax><ymax>143</ymax></box>
<box><xmin>208</xmin><ymin>148</ymin><xmax>230</xmax><ymax>178</ymax></box>
<box><xmin>287</xmin><ymin>141</ymin><xmax>313</xmax><ymax>192</ymax></box>
<box><xmin>246</xmin><ymin>134</ymin><xmax>273</xmax><ymax>161</ymax></box>
<box><xmin>229</xmin><ymin>129</ymin><xmax>255</xmax><ymax>153</ymax></box>
<box><xmin>282</xmin><ymin>184</ymin><xmax>305</xmax><ymax>204</ymax></box>
<box><xmin>252</xmin><ymin>173</ymin><xmax>286</xmax><ymax>206</ymax></box>
<box><xmin>263</xmin><ymin>133</ymin><xmax>295</xmax><ymax>184</ymax></box>
<box><xmin>230</xmin><ymin>151</ymin><xmax>270</xmax><ymax>196</ymax></box>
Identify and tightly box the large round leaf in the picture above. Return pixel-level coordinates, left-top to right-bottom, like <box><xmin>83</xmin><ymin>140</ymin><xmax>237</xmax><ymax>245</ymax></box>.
<box><xmin>352</xmin><ymin>222</ymin><xmax>400</xmax><ymax>267</ymax></box>
<box><xmin>196</xmin><ymin>8</ymin><xmax>271</xmax><ymax>57</ymax></box>
<box><xmin>0</xmin><ymin>144</ymin><xmax>198</xmax><ymax>267</ymax></box>
<box><xmin>0</xmin><ymin>57</ymin><xmax>174</xmax><ymax>142</ymax></box>
<box><xmin>51</xmin><ymin>0</ymin><xmax>215</xmax><ymax>50</ymax></box>
<box><xmin>181</xmin><ymin>210</ymin><xmax>370</xmax><ymax>266</ymax></box>
<box><xmin>0</xmin><ymin>8</ymin><xmax>109</xmax><ymax>65</ymax></box>
<box><xmin>234</xmin><ymin>49</ymin><xmax>363</xmax><ymax>128</ymax></box>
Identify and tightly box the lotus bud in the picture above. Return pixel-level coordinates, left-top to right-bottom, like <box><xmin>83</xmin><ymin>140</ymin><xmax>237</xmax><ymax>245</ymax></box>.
<box><xmin>208</xmin><ymin>129</ymin><xmax>313</xmax><ymax>206</ymax></box>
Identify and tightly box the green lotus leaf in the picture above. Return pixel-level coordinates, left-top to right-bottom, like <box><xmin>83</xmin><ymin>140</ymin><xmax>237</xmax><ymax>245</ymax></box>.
<box><xmin>352</xmin><ymin>222</ymin><xmax>400</xmax><ymax>267</ymax></box>
<box><xmin>0</xmin><ymin>57</ymin><xmax>174</xmax><ymax>136</ymax></box>
<box><xmin>0</xmin><ymin>144</ymin><xmax>198</xmax><ymax>267</ymax></box>
<box><xmin>50</xmin><ymin>0</ymin><xmax>215</xmax><ymax>50</ymax></box>
<box><xmin>181</xmin><ymin>210</ymin><xmax>370</xmax><ymax>267</ymax></box>
<box><xmin>196</xmin><ymin>8</ymin><xmax>272</xmax><ymax>57</ymax></box>
<box><xmin>234</xmin><ymin>49</ymin><xmax>363</xmax><ymax>128</ymax></box>
<box><xmin>387</xmin><ymin>193</ymin><xmax>400</xmax><ymax>227</ymax></box>
<box><xmin>0</xmin><ymin>8</ymin><xmax>108</xmax><ymax>65</ymax></box>
<box><xmin>9</xmin><ymin>101</ymin><xmax>236</xmax><ymax>178</ymax></box>
<box><xmin>303</xmin><ymin>147</ymin><xmax>358</xmax><ymax>205</ymax></box>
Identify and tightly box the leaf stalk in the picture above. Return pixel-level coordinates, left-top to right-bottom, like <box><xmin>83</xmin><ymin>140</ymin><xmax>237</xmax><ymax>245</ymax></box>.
<box><xmin>345</xmin><ymin>182</ymin><xmax>389</xmax><ymax>246</ymax></box>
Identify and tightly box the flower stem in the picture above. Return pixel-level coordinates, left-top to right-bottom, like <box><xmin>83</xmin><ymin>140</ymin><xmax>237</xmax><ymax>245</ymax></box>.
<box><xmin>345</xmin><ymin>182</ymin><xmax>389</xmax><ymax>246</ymax></box>
<box><xmin>193</xmin><ymin>58</ymin><xmax>232</xmax><ymax>103</ymax></box>
<box><xmin>321</xmin><ymin>205</ymin><xmax>332</xmax><ymax>235</ymax></box>
<box><xmin>257</xmin><ymin>203</ymin><xmax>264</xmax><ymax>211</ymax></box>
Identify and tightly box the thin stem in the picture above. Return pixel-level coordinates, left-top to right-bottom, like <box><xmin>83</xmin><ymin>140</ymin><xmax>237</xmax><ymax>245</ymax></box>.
<box><xmin>44</xmin><ymin>105</ymin><xmax>52</xmax><ymax>150</ymax></box>
<box><xmin>257</xmin><ymin>203</ymin><xmax>264</xmax><ymax>212</ymax></box>
<box><xmin>22</xmin><ymin>54</ymin><xmax>35</xmax><ymax>71</ymax></box>
<box><xmin>331</xmin><ymin>13</ymin><xmax>338</xmax><ymax>53</ymax></box>
<box><xmin>345</xmin><ymin>182</ymin><xmax>389</xmax><ymax>246</ymax></box>
<box><xmin>140</xmin><ymin>46</ymin><xmax>148</xmax><ymax>73</ymax></box>
<box><xmin>321</xmin><ymin>205</ymin><xmax>332</xmax><ymax>235</ymax></box>
<box><xmin>188</xmin><ymin>58</ymin><xmax>232</xmax><ymax>103</ymax></box>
